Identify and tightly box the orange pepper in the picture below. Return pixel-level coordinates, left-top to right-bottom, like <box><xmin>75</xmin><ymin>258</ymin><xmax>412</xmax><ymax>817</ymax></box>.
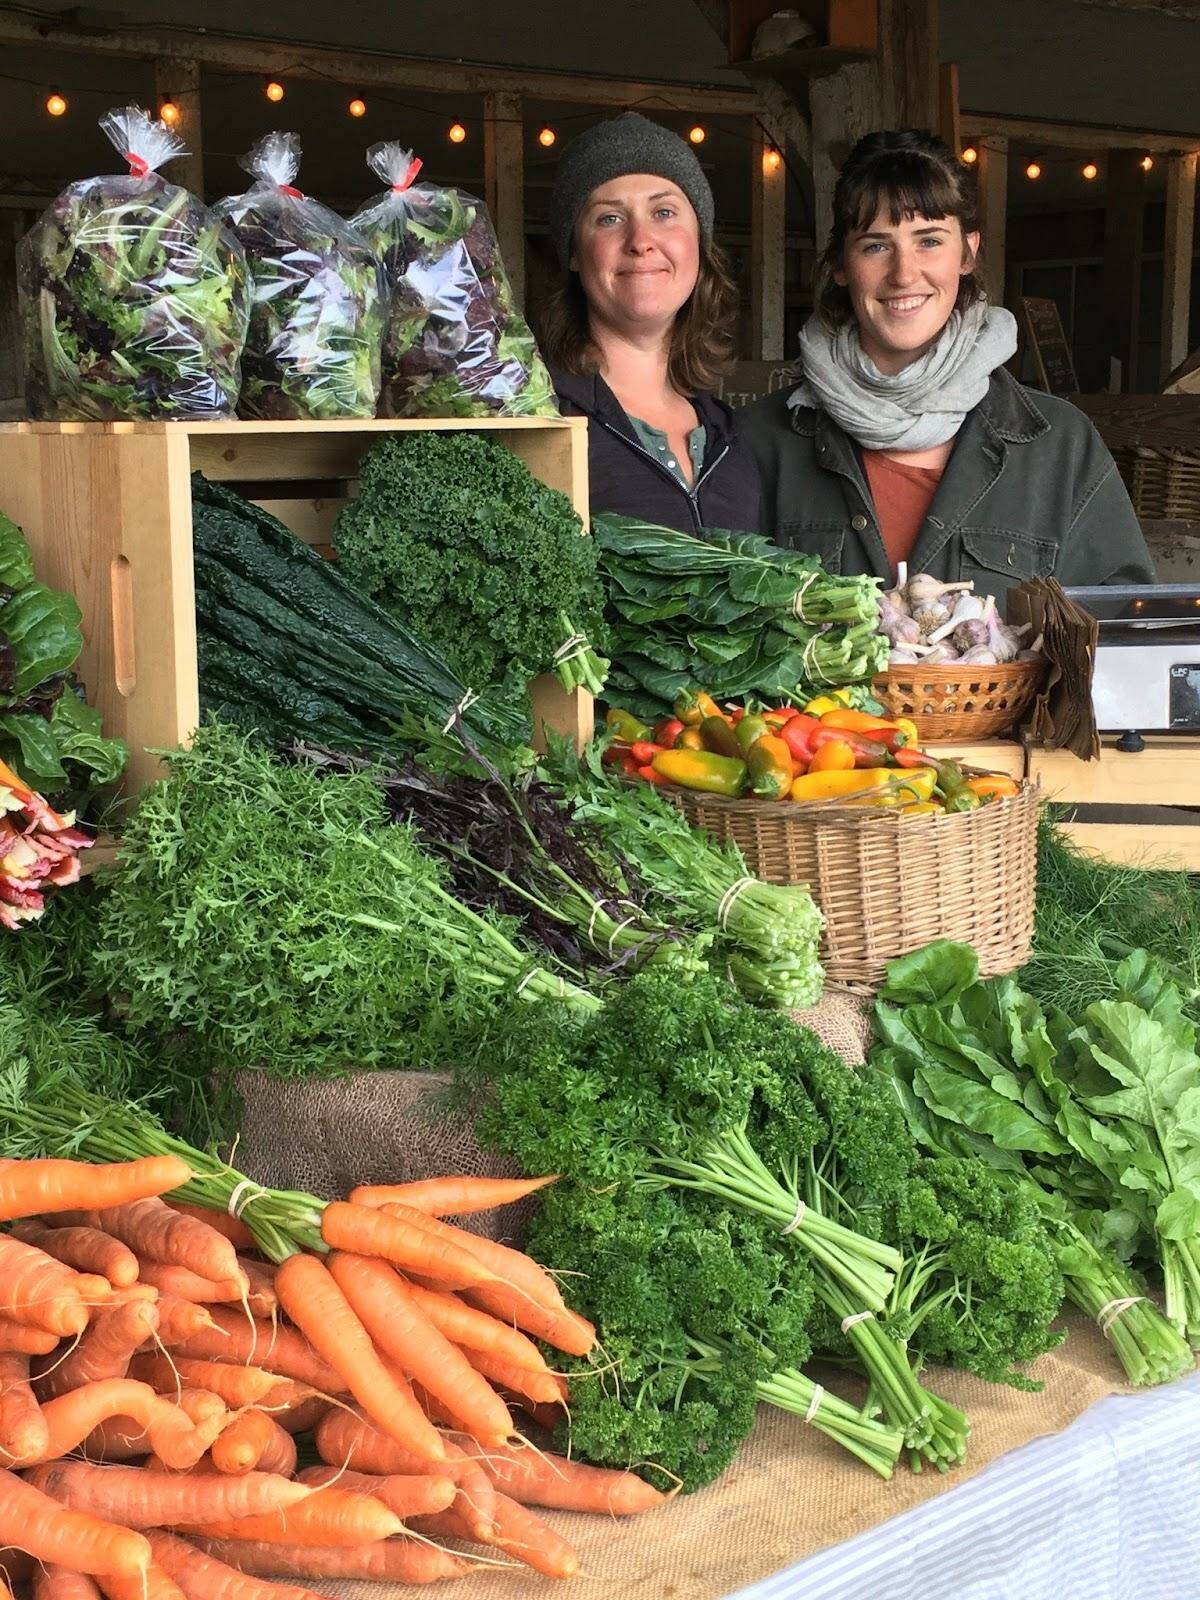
<box><xmin>965</xmin><ymin>775</ymin><xmax>1021</xmax><ymax>803</ymax></box>
<box><xmin>808</xmin><ymin>739</ymin><xmax>856</xmax><ymax>773</ymax></box>
<box><xmin>747</xmin><ymin>734</ymin><xmax>795</xmax><ymax>801</ymax></box>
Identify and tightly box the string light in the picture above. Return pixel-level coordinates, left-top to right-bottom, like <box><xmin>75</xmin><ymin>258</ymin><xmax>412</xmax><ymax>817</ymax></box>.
<box><xmin>762</xmin><ymin>146</ymin><xmax>782</xmax><ymax>175</ymax></box>
<box><xmin>1025</xmin><ymin>161</ymin><xmax>1042</xmax><ymax>180</ymax></box>
<box><xmin>45</xmin><ymin>88</ymin><xmax>67</xmax><ymax>117</ymax></box>
<box><xmin>448</xmin><ymin>121</ymin><xmax>467</xmax><ymax>144</ymax></box>
<box><xmin>1141</xmin><ymin>154</ymin><xmax>1154</xmax><ymax>172</ymax></box>
<box><xmin>537</xmin><ymin>126</ymin><xmax>557</xmax><ymax>148</ymax></box>
<box><xmin>688</xmin><ymin>125</ymin><xmax>706</xmax><ymax>145</ymax></box>
<box><xmin>1082</xmin><ymin>162</ymin><xmax>1099</xmax><ymax>181</ymax></box>
<box><xmin>961</xmin><ymin>146</ymin><xmax>978</xmax><ymax>164</ymax></box>
<box><xmin>158</xmin><ymin>100</ymin><xmax>181</xmax><ymax>127</ymax></box>
<box><xmin>348</xmin><ymin>97</ymin><xmax>366</xmax><ymax>118</ymax></box>
<box><xmin>265</xmin><ymin>79</ymin><xmax>285</xmax><ymax>103</ymax></box>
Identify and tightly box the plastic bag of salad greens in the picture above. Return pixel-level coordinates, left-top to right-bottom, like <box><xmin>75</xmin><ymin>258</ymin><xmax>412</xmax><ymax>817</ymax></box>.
<box><xmin>217</xmin><ymin>134</ymin><xmax>384</xmax><ymax>419</ymax></box>
<box><xmin>351</xmin><ymin>143</ymin><xmax>557</xmax><ymax>419</ymax></box>
<box><xmin>17</xmin><ymin>106</ymin><xmax>249</xmax><ymax>421</ymax></box>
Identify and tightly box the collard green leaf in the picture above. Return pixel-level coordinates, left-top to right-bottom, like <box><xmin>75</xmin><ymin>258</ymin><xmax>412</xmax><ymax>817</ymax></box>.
<box><xmin>880</xmin><ymin>941</ymin><xmax>979</xmax><ymax>1007</ymax></box>
<box><xmin>1156</xmin><ymin>1184</ymin><xmax>1200</xmax><ymax>1241</ymax></box>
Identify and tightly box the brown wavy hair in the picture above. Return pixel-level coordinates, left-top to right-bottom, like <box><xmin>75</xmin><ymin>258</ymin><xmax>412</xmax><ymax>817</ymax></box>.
<box><xmin>815</xmin><ymin>129</ymin><xmax>986</xmax><ymax>331</ymax></box>
<box><xmin>535</xmin><ymin>237</ymin><xmax>739</xmax><ymax>394</ymax></box>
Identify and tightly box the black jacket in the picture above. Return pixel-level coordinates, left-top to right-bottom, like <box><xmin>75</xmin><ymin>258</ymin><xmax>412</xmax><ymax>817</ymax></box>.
<box><xmin>741</xmin><ymin>368</ymin><xmax>1154</xmax><ymax>598</ymax></box>
<box><xmin>550</xmin><ymin>367</ymin><xmax>763</xmax><ymax>535</ymax></box>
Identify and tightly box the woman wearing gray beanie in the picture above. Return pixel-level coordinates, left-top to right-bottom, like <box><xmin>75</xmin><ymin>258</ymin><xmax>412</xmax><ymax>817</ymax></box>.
<box><xmin>539</xmin><ymin>112</ymin><xmax>763</xmax><ymax>535</ymax></box>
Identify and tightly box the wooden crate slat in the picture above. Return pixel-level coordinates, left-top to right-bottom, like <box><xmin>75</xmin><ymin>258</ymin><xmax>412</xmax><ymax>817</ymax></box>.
<box><xmin>1060</xmin><ymin>820</ymin><xmax>1200</xmax><ymax>873</ymax></box>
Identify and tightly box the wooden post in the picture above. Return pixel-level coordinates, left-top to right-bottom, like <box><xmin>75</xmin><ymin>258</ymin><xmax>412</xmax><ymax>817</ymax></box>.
<box><xmin>153</xmin><ymin>58</ymin><xmax>204</xmax><ymax>198</ymax></box>
<box><xmin>939</xmin><ymin>63</ymin><xmax>961</xmax><ymax>157</ymax></box>
<box><xmin>880</xmin><ymin>0</ymin><xmax>939</xmax><ymax>132</ymax></box>
<box><xmin>484</xmin><ymin>91</ymin><xmax>526</xmax><ymax>309</ymax></box>
<box><xmin>751</xmin><ymin>109</ymin><xmax>787</xmax><ymax>360</ymax></box>
<box><xmin>1161</xmin><ymin>151</ymin><xmax>1198</xmax><ymax>385</ymax></box>
<box><xmin>1104</xmin><ymin>148</ymin><xmax>1145</xmax><ymax>392</ymax></box>
<box><xmin>810</xmin><ymin>63</ymin><xmax>883</xmax><ymax>253</ymax></box>
<box><xmin>976</xmin><ymin>134</ymin><xmax>1008</xmax><ymax>309</ymax></box>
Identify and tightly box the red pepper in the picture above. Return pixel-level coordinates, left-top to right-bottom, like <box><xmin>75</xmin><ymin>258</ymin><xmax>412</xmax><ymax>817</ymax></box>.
<box><xmin>729</xmin><ymin>706</ymin><xmax>747</xmax><ymax>725</ymax></box>
<box><xmin>767</xmin><ymin>706</ymin><xmax>801</xmax><ymax>722</ymax></box>
<box><xmin>638</xmin><ymin>764</ymin><xmax>669</xmax><ymax>785</ymax></box>
<box><xmin>654</xmin><ymin>717</ymin><xmax>685</xmax><ymax>748</ymax></box>
<box><xmin>618</xmin><ymin>754</ymin><xmax>640</xmax><ymax>776</ymax></box>
<box><xmin>810</xmin><ymin>726</ymin><xmax>891</xmax><ymax>768</ymax></box>
<box><xmin>893</xmin><ymin>746</ymin><xmax>939</xmax><ymax>770</ymax></box>
<box><xmin>630</xmin><ymin>741</ymin><xmax>663</xmax><ymax>766</ymax></box>
<box><xmin>779</xmin><ymin>714</ymin><xmax>821</xmax><ymax>766</ymax></box>
<box><xmin>601</xmin><ymin>744</ymin><xmax>631</xmax><ymax>768</ymax></box>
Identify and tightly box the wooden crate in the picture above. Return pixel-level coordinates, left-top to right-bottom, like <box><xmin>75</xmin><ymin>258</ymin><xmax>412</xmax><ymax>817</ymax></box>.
<box><xmin>0</xmin><ymin>417</ymin><xmax>591</xmax><ymax>794</ymax></box>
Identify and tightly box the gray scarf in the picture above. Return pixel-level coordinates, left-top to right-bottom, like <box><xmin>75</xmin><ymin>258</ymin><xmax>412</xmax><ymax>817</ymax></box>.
<box><xmin>787</xmin><ymin>300</ymin><xmax>1019</xmax><ymax>452</ymax></box>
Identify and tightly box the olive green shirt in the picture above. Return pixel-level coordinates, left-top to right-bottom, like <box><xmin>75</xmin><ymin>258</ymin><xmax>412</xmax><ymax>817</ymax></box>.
<box><xmin>629</xmin><ymin>415</ymin><xmax>708</xmax><ymax>491</ymax></box>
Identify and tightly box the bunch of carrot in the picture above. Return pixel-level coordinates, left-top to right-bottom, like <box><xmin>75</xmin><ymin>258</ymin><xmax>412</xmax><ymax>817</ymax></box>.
<box><xmin>0</xmin><ymin>1156</ymin><xmax>668</xmax><ymax>1596</ymax></box>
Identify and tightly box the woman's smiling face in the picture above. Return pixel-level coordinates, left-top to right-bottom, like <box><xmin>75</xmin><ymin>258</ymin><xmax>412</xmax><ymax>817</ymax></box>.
<box><xmin>571</xmin><ymin>174</ymin><xmax>701</xmax><ymax>338</ymax></box>
<box><xmin>836</xmin><ymin>210</ymin><xmax>980</xmax><ymax>374</ymax></box>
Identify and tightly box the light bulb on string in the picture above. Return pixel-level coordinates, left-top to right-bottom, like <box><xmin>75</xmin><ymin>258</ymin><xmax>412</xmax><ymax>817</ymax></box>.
<box><xmin>688</xmin><ymin>125</ymin><xmax>706</xmax><ymax>145</ymax></box>
<box><xmin>158</xmin><ymin>100</ymin><xmax>181</xmax><ymax>127</ymax></box>
<box><xmin>1082</xmin><ymin>162</ymin><xmax>1098</xmax><ymax>181</ymax></box>
<box><xmin>762</xmin><ymin>146</ymin><xmax>782</xmax><ymax>175</ymax></box>
<box><xmin>961</xmin><ymin>145</ymin><xmax>978</xmax><ymax>164</ymax></box>
<box><xmin>45</xmin><ymin>88</ymin><xmax>67</xmax><ymax>117</ymax></box>
<box><xmin>348</xmin><ymin>97</ymin><xmax>367</xmax><ymax>118</ymax></box>
<box><xmin>538</xmin><ymin>126</ymin><xmax>557</xmax><ymax>148</ymax></box>
<box><xmin>265</xmin><ymin>79</ymin><xmax>285</xmax><ymax>103</ymax></box>
<box><xmin>448</xmin><ymin>122</ymin><xmax>467</xmax><ymax>144</ymax></box>
<box><xmin>1025</xmin><ymin>161</ymin><xmax>1042</xmax><ymax>181</ymax></box>
<box><xmin>1141</xmin><ymin>154</ymin><xmax>1154</xmax><ymax>172</ymax></box>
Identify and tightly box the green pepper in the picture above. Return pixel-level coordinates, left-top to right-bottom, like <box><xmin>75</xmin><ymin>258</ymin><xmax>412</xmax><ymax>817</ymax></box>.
<box><xmin>735</xmin><ymin>714</ymin><xmax>771</xmax><ymax>755</ymax></box>
<box><xmin>935</xmin><ymin>759</ymin><xmax>968</xmax><ymax>794</ymax></box>
<box><xmin>651</xmin><ymin>748</ymin><xmax>748</xmax><ymax>797</ymax></box>
<box><xmin>604</xmin><ymin>707</ymin><xmax>650</xmax><ymax>742</ymax></box>
<box><xmin>943</xmin><ymin>787</ymin><xmax>981</xmax><ymax>813</ymax></box>
<box><xmin>699</xmin><ymin>715</ymin><xmax>742</xmax><ymax>760</ymax></box>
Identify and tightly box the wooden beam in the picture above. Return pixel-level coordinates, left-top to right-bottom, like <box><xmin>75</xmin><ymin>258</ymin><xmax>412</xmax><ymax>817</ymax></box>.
<box><xmin>1161</xmin><ymin>151</ymin><xmax>1198</xmax><ymax>386</ymax></box>
<box><xmin>153</xmin><ymin>58</ymin><xmax>203</xmax><ymax>200</ymax></box>
<box><xmin>880</xmin><ymin>0</ymin><xmax>938</xmax><ymax>132</ymax></box>
<box><xmin>963</xmin><ymin>111</ymin><xmax>1200</xmax><ymax>156</ymax></box>
<box><xmin>939</xmin><ymin>62</ymin><xmax>961</xmax><ymax>157</ymax></box>
<box><xmin>484</xmin><ymin>91</ymin><xmax>526</xmax><ymax>310</ymax></box>
<box><xmin>1103</xmin><ymin>148</ymin><xmax>1145</xmax><ymax>392</ymax></box>
<box><xmin>809</xmin><ymin>62</ymin><xmax>883</xmax><ymax>251</ymax></box>
<box><xmin>976</xmin><ymin>135</ymin><xmax>1008</xmax><ymax>309</ymax></box>
<box><xmin>0</xmin><ymin>13</ymin><xmax>755</xmax><ymax>114</ymax></box>
<box><xmin>750</xmin><ymin>110</ymin><xmax>787</xmax><ymax>360</ymax></box>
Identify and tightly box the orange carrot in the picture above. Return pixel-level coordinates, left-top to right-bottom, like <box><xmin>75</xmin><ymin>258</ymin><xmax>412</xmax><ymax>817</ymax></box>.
<box><xmin>37</xmin><ymin>1381</ymin><xmax>218</xmax><ymax>1470</ymax></box>
<box><xmin>128</xmin><ymin>1358</ymin><xmax>276</xmax><ymax>1411</ymax></box>
<box><xmin>235</xmin><ymin>1261</ymin><xmax>277</xmax><ymax>1321</ymax></box>
<box><xmin>0</xmin><ymin>1468</ymin><xmax>150</xmax><ymax>1577</ymax></box>
<box><xmin>146</xmin><ymin>1532</ymin><xmax>324</xmax><ymax>1600</ymax></box>
<box><xmin>155</xmin><ymin>1311</ymin><xmax>344</xmax><ymax>1392</ymax></box>
<box><xmin>76</xmin><ymin>1417</ymin><xmax>152</xmax><ymax>1464</ymax></box>
<box><xmin>152</xmin><ymin>1299</ymin><xmax>218</xmax><ymax>1346</ymax></box>
<box><xmin>210</xmin><ymin>1411</ymin><xmax>279</xmax><ymax>1478</ymax></box>
<box><xmin>348</xmin><ymin>1174</ymin><xmax>557</xmax><ymax>1216</ymax></box>
<box><xmin>379</xmin><ymin>1202</ymin><xmax>565</xmax><ymax>1309</ymax></box>
<box><xmin>25</xmin><ymin>1463</ymin><xmax>311</xmax><ymax>1527</ymax></box>
<box><xmin>0</xmin><ymin>1319</ymin><xmax>58</xmax><ymax>1356</ymax></box>
<box><xmin>0</xmin><ymin>1351</ymin><xmax>48</xmax><ymax>1464</ymax></box>
<box><xmin>274</xmin><ymin>1254</ymin><xmax>444</xmax><ymax>1462</ymax></box>
<box><xmin>192</xmin><ymin>1537</ymin><xmax>466</xmax><ymax>1583</ymax></box>
<box><xmin>464</xmin><ymin>1282</ymin><xmax>595</xmax><ymax>1357</ymax></box>
<box><xmin>415</xmin><ymin>1491</ymin><xmax>579</xmax><ymax>1580</ymax></box>
<box><xmin>188</xmin><ymin>1487</ymin><xmax>404</xmax><ymax>1547</ymax></box>
<box><xmin>400</xmin><ymin>1281</ymin><xmax>551</xmax><ymax>1373</ymax></box>
<box><xmin>319</xmin><ymin>1202</ymin><xmax>498</xmax><ymax>1290</ymax></box>
<box><xmin>463</xmin><ymin>1347</ymin><xmax>567</xmax><ymax>1407</ymax></box>
<box><xmin>0</xmin><ymin>1238</ymin><xmax>87</xmax><ymax>1337</ymax></box>
<box><xmin>257</xmin><ymin>1380</ymin><xmax>314</xmax><ymax>1415</ymax></box>
<box><xmin>132</xmin><ymin>1264</ymin><xmax>248</xmax><ymax>1305</ymax></box>
<box><xmin>327</xmin><ymin>1254</ymin><xmax>514</xmax><ymax>1447</ymax></box>
<box><xmin>266</xmin><ymin>1399</ymin><xmax>326</xmax><ymax>1438</ymax></box>
<box><xmin>94</xmin><ymin>1561</ymin><xmax>185</xmax><ymax>1600</ymax></box>
<box><xmin>56</xmin><ymin>1200</ymin><xmax>240</xmax><ymax>1286</ymax></box>
<box><xmin>40</xmin><ymin>1301</ymin><xmax>160</xmax><ymax>1399</ymax></box>
<box><xmin>454</xmin><ymin>1435</ymin><xmax>667</xmax><ymax>1514</ymax></box>
<box><xmin>0</xmin><ymin>1158</ymin><xmax>191</xmax><ymax>1223</ymax></box>
<box><xmin>295</xmin><ymin>1466</ymin><xmax>456</xmax><ymax>1520</ymax></box>
<box><xmin>0</xmin><ymin>1547</ymin><xmax>35</xmax><ymax>1586</ymax></box>
<box><xmin>165</xmin><ymin>1205</ymin><xmax>255</xmax><ymax>1253</ymax></box>
<box><xmin>10</xmin><ymin>1225</ymin><xmax>139</xmax><ymax>1290</ymax></box>
<box><xmin>32</xmin><ymin>1567</ymin><xmax>103</xmax><ymax>1600</ymax></box>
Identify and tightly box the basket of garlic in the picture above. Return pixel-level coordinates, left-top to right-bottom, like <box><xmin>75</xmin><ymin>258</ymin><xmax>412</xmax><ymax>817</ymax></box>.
<box><xmin>872</xmin><ymin>569</ymin><xmax>1046</xmax><ymax>741</ymax></box>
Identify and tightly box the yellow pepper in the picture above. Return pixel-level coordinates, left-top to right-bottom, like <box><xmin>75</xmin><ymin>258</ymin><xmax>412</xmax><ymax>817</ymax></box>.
<box><xmin>802</xmin><ymin>695</ymin><xmax>844</xmax><ymax>718</ymax></box>
<box><xmin>789</xmin><ymin>767</ymin><xmax>893</xmax><ymax>802</ymax></box>
<box><xmin>605</xmin><ymin>707</ymin><xmax>650</xmax><ymax>742</ymax></box>
<box><xmin>652</xmin><ymin>748</ymin><xmax>747</xmax><ymax>798</ymax></box>
<box><xmin>898</xmin><ymin>800</ymin><xmax>943</xmax><ymax>818</ymax></box>
<box><xmin>889</xmin><ymin>768</ymin><xmax>937</xmax><ymax>802</ymax></box>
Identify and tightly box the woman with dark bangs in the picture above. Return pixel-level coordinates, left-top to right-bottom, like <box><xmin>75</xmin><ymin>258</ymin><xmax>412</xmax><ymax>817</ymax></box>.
<box><xmin>743</xmin><ymin>129</ymin><xmax>1152</xmax><ymax>594</ymax></box>
<box><xmin>539</xmin><ymin>113</ymin><xmax>763</xmax><ymax>535</ymax></box>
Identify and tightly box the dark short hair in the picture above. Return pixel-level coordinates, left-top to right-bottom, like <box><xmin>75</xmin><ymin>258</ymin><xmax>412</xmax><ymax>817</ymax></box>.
<box><xmin>535</xmin><ymin>236</ymin><xmax>739</xmax><ymax>395</ymax></box>
<box><xmin>815</xmin><ymin>129</ymin><xmax>986</xmax><ymax>330</ymax></box>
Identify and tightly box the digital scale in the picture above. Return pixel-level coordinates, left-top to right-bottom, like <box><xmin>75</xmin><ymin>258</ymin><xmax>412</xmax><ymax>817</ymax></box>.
<box><xmin>1063</xmin><ymin>584</ymin><xmax>1200</xmax><ymax>739</ymax></box>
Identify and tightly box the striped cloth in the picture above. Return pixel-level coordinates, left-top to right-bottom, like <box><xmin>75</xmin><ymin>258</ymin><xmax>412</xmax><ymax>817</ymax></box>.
<box><xmin>728</xmin><ymin>1371</ymin><xmax>1200</xmax><ymax>1600</ymax></box>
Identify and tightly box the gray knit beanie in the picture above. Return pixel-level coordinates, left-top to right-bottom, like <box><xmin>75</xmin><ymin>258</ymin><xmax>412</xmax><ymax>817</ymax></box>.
<box><xmin>549</xmin><ymin>112</ymin><xmax>715</xmax><ymax>269</ymax></box>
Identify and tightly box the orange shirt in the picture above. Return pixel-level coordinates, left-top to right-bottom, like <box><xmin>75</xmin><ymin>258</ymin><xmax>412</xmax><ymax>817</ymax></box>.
<box><xmin>863</xmin><ymin>452</ymin><xmax>945</xmax><ymax>578</ymax></box>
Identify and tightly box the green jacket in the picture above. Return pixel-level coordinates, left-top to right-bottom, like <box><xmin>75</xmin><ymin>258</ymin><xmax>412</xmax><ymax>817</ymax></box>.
<box><xmin>741</xmin><ymin>368</ymin><xmax>1154</xmax><ymax>596</ymax></box>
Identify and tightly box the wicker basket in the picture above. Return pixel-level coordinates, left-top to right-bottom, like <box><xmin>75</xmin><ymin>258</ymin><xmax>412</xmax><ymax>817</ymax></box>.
<box><xmin>1111</xmin><ymin>444</ymin><xmax>1200</xmax><ymax>521</ymax></box>
<box><xmin>872</xmin><ymin>657</ymin><xmax>1044</xmax><ymax>741</ymax></box>
<box><xmin>671</xmin><ymin>780</ymin><xmax>1039</xmax><ymax>992</ymax></box>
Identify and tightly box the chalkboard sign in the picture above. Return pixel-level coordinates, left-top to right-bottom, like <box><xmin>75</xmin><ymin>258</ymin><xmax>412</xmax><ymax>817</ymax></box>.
<box><xmin>1020</xmin><ymin>296</ymin><xmax>1078</xmax><ymax>397</ymax></box>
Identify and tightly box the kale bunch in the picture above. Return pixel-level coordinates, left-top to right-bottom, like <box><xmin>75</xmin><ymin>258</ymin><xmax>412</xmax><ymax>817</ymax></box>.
<box><xmin>18</xmin><ymin>107</ymin><xmax>248</xmax><ymax>421</ymax></box>
<box><xmin>351</xmin><ymin>143</ymin><xmax>557</xmax><ymax>420</ymax></box>
<box><xmin>333</xmin><ymin>431</ymin><xmax>607</xmax><ymax>694</ymax></box>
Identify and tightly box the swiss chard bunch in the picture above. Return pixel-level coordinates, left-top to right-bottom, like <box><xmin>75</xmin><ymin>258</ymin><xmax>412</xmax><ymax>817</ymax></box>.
<box><xmin>333</xmin><ymin>431</ymin><xmax>608</xmax><ymax>696</ymax></box>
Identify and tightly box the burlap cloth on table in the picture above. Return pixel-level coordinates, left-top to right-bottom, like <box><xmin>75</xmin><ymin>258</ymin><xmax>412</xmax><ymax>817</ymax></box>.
<box><xmin>234</xmin><ymin>992</ymin><xmax>1183</xmax><ymax>1600</ymax></box>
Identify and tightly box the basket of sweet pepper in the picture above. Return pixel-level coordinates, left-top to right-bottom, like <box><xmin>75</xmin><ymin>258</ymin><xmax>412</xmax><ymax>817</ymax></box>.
<box><xmin>603</xmin><ymin>689</ymin><xmax>1037</xmax><ymax>991</ymax></box>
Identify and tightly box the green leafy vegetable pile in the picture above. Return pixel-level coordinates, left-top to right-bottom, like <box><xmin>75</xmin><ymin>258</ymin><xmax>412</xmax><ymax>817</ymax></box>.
<box><xmin>461</xmin><ymin>967</ymin><xmax>1066</xmax><ymax>1486</ymax></box>
<box><xmin>217</xmin><ymin>134</ymin><xmax>384</xmax><ymax>419</ymax></box>
<box><xmin>191</xmin><ymin>474</ymin><xmax>529</xmax><ymax>763</ymax></box>
<box><xmin>0</xmin><ymin>511</ymin><xmax>125</xmax><ymax>803</ymax></box>
<box><xmin>594</xmin><ymin>514</ymin><xmax>888</xmax><ymax>719</ymax></box>
<box><xmin>18</xmin><ymin>106</ymin><xmax>248</xmax><ymax>421</ymax></box>
<box><xmin>333</xmin><ymin>432</ymin><xmax>608</xmax><ymax>696</ymax></box>
<box><xmin>872</xmin><ymin>940</ymin><xmax>1197</xmax><ymax>1383</ymax></box>
<box><xmin>351</xmin><ymin>143</ymin><xmax>557</xmax><ymax>420</ymax></box>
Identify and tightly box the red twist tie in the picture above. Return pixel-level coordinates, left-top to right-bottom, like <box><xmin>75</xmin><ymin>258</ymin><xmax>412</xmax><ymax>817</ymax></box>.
<box><xmin>392</xmin><ymin>156</ymin><xmax>423</xmax><ymax>193</ymax></box>
<box><xmin>126</xmin><ymin>152</ymin><xmax>150</xmax><ymax>179</ymax></box>
<box><xmin>278</xmin><ymin>183</ymin><xmax>303</xmax><ymax>199</ymax></box>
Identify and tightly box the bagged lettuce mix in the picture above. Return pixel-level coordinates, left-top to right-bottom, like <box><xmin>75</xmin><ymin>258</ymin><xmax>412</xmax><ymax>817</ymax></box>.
<box><xmin>18</xmin><ymin>106</ymin><xmax>249</xmax><ymax>421</ymax></box>
<box><xmin>351</xmin><ymin>143</ymin><xmax>557</xmax><ymax>419</ymax></box>
<box><xmin>218</xmin><ymin>134</ymin><xmax>385</xmax><ymax>419</ymax></box>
